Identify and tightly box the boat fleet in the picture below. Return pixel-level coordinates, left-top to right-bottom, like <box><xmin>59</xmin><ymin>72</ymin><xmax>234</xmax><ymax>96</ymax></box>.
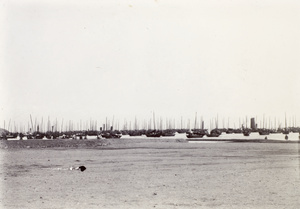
<box><xmin>1</xmin><ymin>114</ymin><xmax>299</xmax><ymax>140</ymax></box>
<box><xmin>1</xmin><ymin>126</ymin><xmax>299</xmax><ymax>141</ymax></box>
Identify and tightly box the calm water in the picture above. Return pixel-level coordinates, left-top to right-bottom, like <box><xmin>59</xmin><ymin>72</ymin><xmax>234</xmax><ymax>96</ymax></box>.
<box><xmin>7</xmin><ymin>131</ymin><xmax>300</xmax><ymax>141</ymax></box>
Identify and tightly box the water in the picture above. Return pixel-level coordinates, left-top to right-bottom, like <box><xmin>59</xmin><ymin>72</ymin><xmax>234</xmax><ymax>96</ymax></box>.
<box><xmin>6</xmin><ymin>131</ymin><xmax>300</xmax><ymax>141</ymax></box>
<box><xmin>214</xmin><ymin>132</ymin><xmax>300</xmax><ymax>141</ymax></box>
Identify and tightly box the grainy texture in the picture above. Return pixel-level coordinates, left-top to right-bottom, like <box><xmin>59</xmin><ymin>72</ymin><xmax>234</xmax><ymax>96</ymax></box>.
<box><xmin>1</xmin><ymin>138</ymin><xmax>300</xmax><ymax>209</ymax></box>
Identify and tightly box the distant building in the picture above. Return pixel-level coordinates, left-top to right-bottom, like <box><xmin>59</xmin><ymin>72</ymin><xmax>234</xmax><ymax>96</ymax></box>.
<box><xmin>251</xmin><ymin>118</ymin><xmax>256</xmax><ymax>130</ymax></box>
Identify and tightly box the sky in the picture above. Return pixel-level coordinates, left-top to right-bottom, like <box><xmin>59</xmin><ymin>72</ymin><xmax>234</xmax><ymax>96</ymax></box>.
<box><xmin>1</xmin><ymin>0</ymin><xmax>300</xmax><ymax>130</ymax></box>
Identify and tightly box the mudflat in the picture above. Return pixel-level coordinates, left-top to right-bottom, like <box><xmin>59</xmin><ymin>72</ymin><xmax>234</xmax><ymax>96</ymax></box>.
<box><xmin>1</xmin><ymin>138</ymin><xmax>300</xmax><ymax>209</ymax></box>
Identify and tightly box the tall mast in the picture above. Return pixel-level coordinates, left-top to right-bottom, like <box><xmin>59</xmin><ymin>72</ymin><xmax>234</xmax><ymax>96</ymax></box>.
<box><xmin>194</xmin><ymin>112</ymin><xmax>197</xmax><ymax>130</ymax></box>
<box><xmin>181</xmin><ymin>116</ymin><xmax>183</xmax><ymax>130</ymax></box>
<box><xmin>61</xmin><ymin>119</ymin><xmax>64</xmax><ymax>132</ymax></box>
<box><xmin>285</xmin><ymin>113</ymin><xmax>287</xmax><ymax>130</ymax></box>
<box><xmin>227</xmin><ymin>117</ymin><xmax>229</xmax><ymax>129</ymax></box>
<box><xmin>42</xmin><ymin>117</ymin><xmax>44</xmax><ymax>132</ymax></box>
<box><xmin>30</xmin><ymin>115</ymin><xmax>33</xmax><ymax>132</ymax></box>
<box><xmin>8</xmin><ymin>119</ymin><xmax>11</xmax><ymax>132</ymax></box>
<box><xmin>153</xmin><ymin>112</ymin><xmax>156</xmax><ymax>130</ymax></box>
<box><xmin>34</xmin><ymin>117</ymin><xmax>37</xmax><ymax>132</ymax></box>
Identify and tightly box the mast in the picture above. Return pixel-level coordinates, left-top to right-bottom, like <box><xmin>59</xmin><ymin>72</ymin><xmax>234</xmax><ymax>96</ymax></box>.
<box><xmin>106</xmin><ymin>117</ymin><xmax>108</xmax><ymax>131</ymax></box>
<box><xmin>41</xmin><ymin>117</ymin><xmax>43</xmax><ymax>133</ymax></box>
<box><xmin>61</xmin><ymin>119</ymin><xmax>64</xmax><ymax>132</ymax></box>
<box><xmin>34</xmin><ymin>117</ymin><xmax>37</xmax><ymax>132</ymax></box>
<box><xmin>285</xmin><ymin>113</ymin><xmax>289</xmax><ymax>140</ymax></box>
<box><xmin>8</xmin><ymin>119</ymin><xmax>11</xmax><ymax>132</ymax></box>
<box><xmin>194</xmin><ymin>112</ymin><xmax>197</xmax><ymax>130</ymax></box>
<box><xmin>285</xmin><ymin>113</ymin><xmax>287</xmax><ymax>131</ymax></box>
<box><xmin>228</xmin><ymin>117</ymin><xmax>230</xmax><ymax>129</ymax></box>
<box><xmin>153</xmin><ymin>112</ymin><xmax>156</xmax><ymax>130</ymax></box>
<box><xmin>47</xmin><ymin>116</ymin><xmax>49</xmax><ymax>132</ymax></box>
<box><xmin>30</xmin><ymin>115</ymin><xmax>33</xmax><ymax>132</ymax></box>
<box><xmin>181</xmin><ymin>116</ymin><xmax>183</xmax><ymax>130</ymax></box>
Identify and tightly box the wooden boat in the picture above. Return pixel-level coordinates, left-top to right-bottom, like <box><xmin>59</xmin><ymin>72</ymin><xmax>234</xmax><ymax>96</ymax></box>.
<box><xmin>242</xmin><ymin>129</ymin><xmax>251</xmax><ymax>136</ymax></box>
<box><xmin>233</xmin><ymin>129</ymin><xmax>242</xmax><ymax>134</ymax></box>
<box><xmin>282</xmin><ymin>129</ymin><xmax>289</xmax><ymax>135</ymax></box>
<box><xmin>242</xmin><ymin>118</ymin><xmax>251</xmax><ymax>136</ymax></box>
<box><xmin>31</xmin><ymin>130</ymin><xmax>46</xmax><ymax>139</ymax></box>
<box><xmin>162</xmin><ymin>130</ymin><xmax>176</xmax><ymax>137</ymax></box>
<box><xmin>258</xmin><ymin>129</ymin><xmax>270</xmax><ymax>135</ymax></box>
<box><xmin>128</xmin><ymin>130</ymin><xmax>143</xmax><ymax>136</ymax></box>
<box><xmin>186</xmin><ymin>132</ymin><xmax>205</xmax><ymax>138</ymax></box>
<box><xmin>177</xmin><ymin>129</ymin><xmax>188</xmax><ymax>134</ymax></box>
<box><xmin>282</xmin><ymin>113</ymin><xmax>289</xmax><ymax>135</ymax></box>
<box><xmin>226</xmin><ymin>128</ymin><xmax>234</xmax><ymax>134</ymax></box>
<box><xmin>186</xmin><ymin>129</ymin><xmax>207</xmax><ymax>138</ymax></box>
<box><xmin>146</xmin><ymin>130</ymin><xmax>162</xmax><ymax>137</ymax></box>
<box><xmin>206</xmin><ymin>129</ymin><xmax>221</xmax><ymax>137</ymax></box>
<box><xmin>206</xmin><ymin>132</ymin><xmax>221</xmax><ymax>137</ymax></box>
<box><xmin>101</xmin><ymin>131</ymin><xmax>122</xmax><ymax>139</ymax></box>
<box><xmin>259</xmin><ymin>115</ymin><xmax>270</xmax><ymax>135</ymax></box>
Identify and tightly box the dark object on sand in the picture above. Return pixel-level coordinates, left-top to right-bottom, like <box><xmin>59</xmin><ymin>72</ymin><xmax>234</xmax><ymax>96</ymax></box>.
<box><xmin>69</xmin><ymin>165</ymin><xmax>86</xmax><ymax>171</ymax></box>
<box><xmin>78</xmin><ymin>166</ymin><xmax>86</xmax><ymax>172</ymax></box>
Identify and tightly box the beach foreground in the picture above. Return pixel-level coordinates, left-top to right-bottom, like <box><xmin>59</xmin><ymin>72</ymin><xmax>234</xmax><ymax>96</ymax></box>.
<box><xmin>1</xmin><ymin>138</ymin><xmax>300</xmax><ymax>209</ymax></box>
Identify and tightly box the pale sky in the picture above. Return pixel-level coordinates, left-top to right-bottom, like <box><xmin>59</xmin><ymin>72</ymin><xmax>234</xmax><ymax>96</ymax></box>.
<box><xmin>1</xmin><ymin>0</ymin><xmax>300</xmax><ymax>130</ymax></box>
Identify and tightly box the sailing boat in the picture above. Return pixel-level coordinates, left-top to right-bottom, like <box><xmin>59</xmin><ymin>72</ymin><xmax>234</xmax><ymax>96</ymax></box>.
<box><xmin>146</xmin><ymin>112</ymin><xmax>162</xmax><ymax>137</ymax></box>
<box><xmin>186</xmin><ymin>113</ymin><xmax>207</xmax><ymax>138</ymax></box>
<box><xmin>128</xmin><ymin>117</ymin><xmax>143</xmax><ymax>136</ymax></box>
<box><xmin>242</xmin><ymin>116</ymin><xmax>251</xmax><ymax>136</ymax></box>
<box><xmin>206</xmin><ymin>116</ymin><xmax>221</xmax><ymax>137</ymax></box>
<box><xmin>282</xmin><ymin>113</ymin><xmax>289</xmax><ymax>135</ymax></box>
<box><xmin>259</xmin><ymin>115</ymin><xmax>270</xmax><ymax>135</ymax></box>
<box><xmin>282</xmin><ymin>113</ymin><xmax>289</xmax><ymax>140</ymax></box>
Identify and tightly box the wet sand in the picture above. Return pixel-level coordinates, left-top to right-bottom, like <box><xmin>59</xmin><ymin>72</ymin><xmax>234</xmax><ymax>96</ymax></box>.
<box><xmin>1</xmin><ymin>138</ymin><xmax>300</xmax><ymax>208</ymax></box>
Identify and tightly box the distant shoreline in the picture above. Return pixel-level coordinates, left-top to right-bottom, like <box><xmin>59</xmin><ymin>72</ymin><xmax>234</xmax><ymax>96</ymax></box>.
<box><xmin>1</xmin><ymin>137</ymin><xmax>299</xmax><ymax>149</ymax></box>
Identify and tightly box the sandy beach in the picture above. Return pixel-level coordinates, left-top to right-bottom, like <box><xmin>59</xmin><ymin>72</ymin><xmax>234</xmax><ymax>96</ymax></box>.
<box><xmin>1</xmin><ymin>138</ymin><xmax>300</xmax><ymax>209</ymax></box>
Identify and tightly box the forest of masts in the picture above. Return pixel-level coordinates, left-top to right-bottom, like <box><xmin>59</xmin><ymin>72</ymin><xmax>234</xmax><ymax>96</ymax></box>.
<box><xmin>2</xmin><ymin>113</ymin><xmax>299</xmax><ymax>134</ymax></box>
